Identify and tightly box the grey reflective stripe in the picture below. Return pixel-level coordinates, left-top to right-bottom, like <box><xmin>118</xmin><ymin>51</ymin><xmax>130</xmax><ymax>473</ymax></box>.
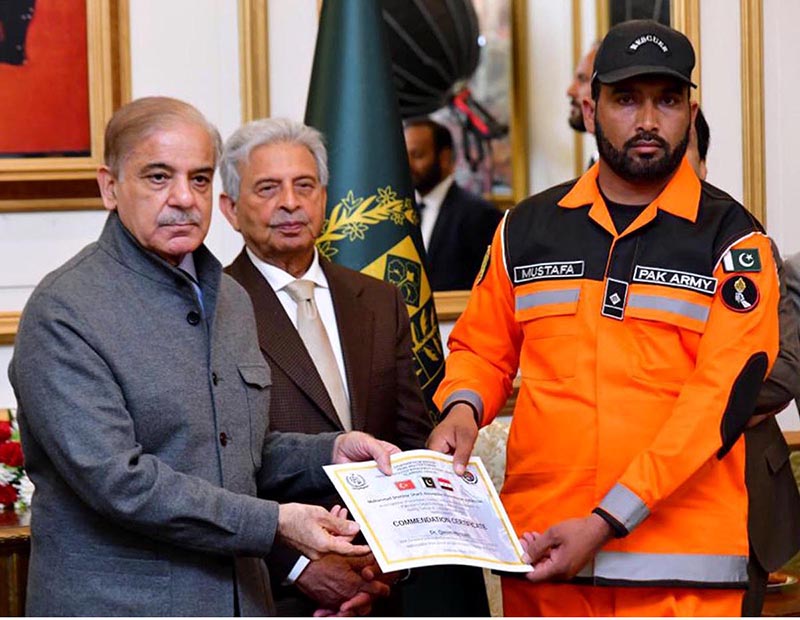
<box><xmin>599</xmin><ymin>483</ymin><xmax>650</xmax><ymax>532</ymax></box>
<box><xmin>592</xmin><ymin>551</ymin><xmax>748</xmax><ymax>584</ymax></box>
<box><xmin>628</xmin><ymin>293</ymin><xmax>709</xmax><ymax>323</ymax></box>
<box><xmin>516</xmin><ymin>288</ymin><xmax>580</xmax><ymax>312</ymax></box>
<box><xmin>442</xmin><ymin>389</ymin><xmax>484</xmax><ymax>424</ymax></box>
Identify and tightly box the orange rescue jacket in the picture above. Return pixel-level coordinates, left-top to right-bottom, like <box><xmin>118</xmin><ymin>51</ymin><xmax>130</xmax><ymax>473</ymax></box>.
<box><xmin>435</xmin><ymin>158</ymin><xmax>780</xmax><ymax>588</ymax></box>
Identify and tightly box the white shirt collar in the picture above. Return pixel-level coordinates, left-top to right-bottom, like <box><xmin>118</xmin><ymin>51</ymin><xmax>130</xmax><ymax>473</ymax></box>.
<box><xmin>245</xmin><ymin>247</ymin><xmax>329</xmax><ymax>291</ymax></box>
<box><xmin>415</xmin><ymin>173</ymin><xmax>455</xmax><ymax>211</ymax></box>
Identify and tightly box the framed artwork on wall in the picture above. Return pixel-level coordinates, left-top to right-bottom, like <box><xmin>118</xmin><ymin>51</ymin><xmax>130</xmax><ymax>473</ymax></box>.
<box><xmin>430</xmin><ymin>0</ymin><xmax>529</xmax><ymax>208</ymax></box>
<box><xmin>0</xmin><ymin>0</ymin><xmax>130</xmax><ymax>212</ymax></box>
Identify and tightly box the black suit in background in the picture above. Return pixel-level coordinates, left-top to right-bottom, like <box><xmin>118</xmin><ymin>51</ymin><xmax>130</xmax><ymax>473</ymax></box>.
<box><xmin>743</xmin><ymin>243</ymin><xmax>800</xmax><ymax>616</ymax></box>
<box><xmin>425</xmin><ymin>182</ymin><xmax>503</xmax><ymax>291</ymax></box>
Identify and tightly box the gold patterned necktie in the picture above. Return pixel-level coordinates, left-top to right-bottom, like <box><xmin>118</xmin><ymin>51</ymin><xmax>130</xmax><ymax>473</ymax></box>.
<box><xmin>284</xmin><ymin>279</ymin><xmax>352</xmax><ymax>430</ymax></box>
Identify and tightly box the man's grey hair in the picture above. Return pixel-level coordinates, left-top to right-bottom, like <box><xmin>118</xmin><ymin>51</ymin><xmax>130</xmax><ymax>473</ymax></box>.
<box><xmin>220</xmin><ymin>118</ymin><xmax>329</xmax><ymax>202</ymax></box>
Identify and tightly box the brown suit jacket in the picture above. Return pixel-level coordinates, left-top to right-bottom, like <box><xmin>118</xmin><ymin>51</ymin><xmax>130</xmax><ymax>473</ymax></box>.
<box><xmin>749</xmin><ymin>243</ymin><xmax>800</xmax><ymax>572</ymax></box>
<box><xmin>225</xmin><ymin>250</ymin><xmax>433</xmax><ymax>613</ymax></box>
<box><xmin>741</xmin><ymin>243</ymin><xmax>800</xmax><ymax>615</ymax></box>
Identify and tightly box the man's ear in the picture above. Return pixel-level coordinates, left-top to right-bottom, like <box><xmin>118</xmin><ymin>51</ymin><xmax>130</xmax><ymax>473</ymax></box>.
<box><xmin>690</xmin><ymin>100</ymin><xmax>699</xmax><ymax>124</ymax></box>
<box><xmin>583</xmin><ymin>97</ymin><xmax>597</xmax><ymax>135</ymax></box>
<box><xmin>97</xmin><ymin>166</ymin><xmax>118</xmax><ymax>212</ymax></box>
<box><xmin>218</xmin><ymin>193</ymin><xmax>241</xmax><ymax>231</ymax></box>
<box><xmin>439</xmin><ymin>146</ymin><xmax>455</xmax><ymax>177</ymax></box>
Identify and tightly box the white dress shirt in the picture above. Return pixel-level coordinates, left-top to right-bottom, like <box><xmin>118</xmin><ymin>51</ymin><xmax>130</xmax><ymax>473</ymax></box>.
<box><xmin>416</xmin><ymin>173</ymin><xmax>455</xmax><ymax>249</ymax></box>
<box><xmin>246</xmin><ymin>246</ymin><xmax>350</xmax><ymax>404</ymax></box>
<box><xmin>247</xmin><ymin>247</ymin><xmax>349</xmax><ymax>585</ymax></box>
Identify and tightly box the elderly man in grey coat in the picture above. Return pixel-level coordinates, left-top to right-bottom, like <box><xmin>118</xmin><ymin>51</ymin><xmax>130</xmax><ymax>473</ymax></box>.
<box><xmin>8</xmin><ymin>97</ymin><xmax>396</xmax><ymax>617</ymax></box>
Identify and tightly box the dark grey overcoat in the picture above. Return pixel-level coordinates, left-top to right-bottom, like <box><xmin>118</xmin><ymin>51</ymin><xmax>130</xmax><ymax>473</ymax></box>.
<box><xmin>9</xmin><ymin>212</ymin><xmax>337</xmax><ymax>616</ymax></box>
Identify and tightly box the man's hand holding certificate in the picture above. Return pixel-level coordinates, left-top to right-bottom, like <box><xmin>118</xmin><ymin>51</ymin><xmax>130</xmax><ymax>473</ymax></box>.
<box><xmin>324</xmin><ymin>449</ymin><xmax>532</xmax><ymax>573</ymax></box>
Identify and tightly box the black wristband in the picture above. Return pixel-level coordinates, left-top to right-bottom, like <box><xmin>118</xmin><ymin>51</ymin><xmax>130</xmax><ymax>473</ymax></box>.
<box><xmin>592</xmin><ymin>507</ymin><xmax>628</xmax><ymax>538</ymax></box>
<box><xmin>442</xmin><ymin>400</ymin><xmax>481</xmax><ymax>426</ymax></box>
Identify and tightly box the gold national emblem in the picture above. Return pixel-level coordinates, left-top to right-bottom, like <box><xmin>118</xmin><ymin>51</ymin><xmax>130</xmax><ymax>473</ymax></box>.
<box><xmin>317</xmin><ymin>187</ymin><xmax>444</xmax><ymax>403</ymax></box>
<box><xmin>315</xmin><ymin>186</ymin><xmax>417</xmax><ymax>260</ymax></box>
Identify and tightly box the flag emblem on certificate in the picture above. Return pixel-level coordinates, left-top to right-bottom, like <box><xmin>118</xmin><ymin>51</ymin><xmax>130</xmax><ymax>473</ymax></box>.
<box><xmin>438</xmin><ymin>478</ymin><xmax>454</xmax><ymax>492</ymax></box>
<box><xmin>395</xmin><ymin>479</ymin><xmax>416</xmax><ymax>491</ymax></box>
<box><xmin>461</xmin><ymin>470</ymin><xmax>478</xmax><ymax>485</ymax></box>
<box><xmin>421</xmin><ymin>476</ymin><xmax>436</xmax><ymax>489</ymax></box>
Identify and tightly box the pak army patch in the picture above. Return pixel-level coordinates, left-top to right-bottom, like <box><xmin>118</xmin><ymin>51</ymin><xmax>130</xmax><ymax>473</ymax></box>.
<box><xmin>722</xmin><ymin>248</ymin><xmax>761</xmax><ymax>272</ymax></box>
<box><xmin>474</xmin><ymin>245</ymin><xmax>491</xmax><ymax>286</ymax></box>
<box><xmin>721</xmin><ymin>275</ymin><xmax>759</xmax><ymax>312</ymax></box>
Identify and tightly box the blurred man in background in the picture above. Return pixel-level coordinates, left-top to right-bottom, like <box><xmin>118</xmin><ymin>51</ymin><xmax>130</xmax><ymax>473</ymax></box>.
<box><xmin>567</xmin><ymin>41</ymin><xmax>600</xmax><ymax>133</ymax></box>
<box><xmin>404</xmin><ymin>118</ymin><xmax>502</xmax><ymax>291</ymax></box>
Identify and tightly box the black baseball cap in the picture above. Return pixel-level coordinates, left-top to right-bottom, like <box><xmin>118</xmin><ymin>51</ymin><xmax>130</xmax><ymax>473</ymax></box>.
<box><xmin>592</xmin><ymin>19</ymin><xmax>696</xmax><ymax>88</ymax></box>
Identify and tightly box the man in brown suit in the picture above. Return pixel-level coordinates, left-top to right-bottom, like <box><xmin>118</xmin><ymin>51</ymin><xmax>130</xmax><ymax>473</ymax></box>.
<box><xmin>218</xmin><ymin>118</ymin><xmax>436</xmax><ymax>616</ymax></box>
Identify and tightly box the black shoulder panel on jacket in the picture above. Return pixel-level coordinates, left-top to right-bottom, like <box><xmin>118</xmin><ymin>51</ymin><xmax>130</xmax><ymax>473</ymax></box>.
<box><xmin>698</xmin><ymin>181</ymin><xmax>765</xmax><ymax>264</ymax></box>
<box><xmin>503</xmin><ymin>179</ymin><xmax>612</xmax><ymax>284</ymax></box>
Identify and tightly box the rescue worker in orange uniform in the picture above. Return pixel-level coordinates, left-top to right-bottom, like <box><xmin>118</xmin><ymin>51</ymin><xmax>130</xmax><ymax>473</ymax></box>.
<box><xmin>428</xmin><ymin>20</ymin><xmax>780</xmax><ymax>617</ymax></box>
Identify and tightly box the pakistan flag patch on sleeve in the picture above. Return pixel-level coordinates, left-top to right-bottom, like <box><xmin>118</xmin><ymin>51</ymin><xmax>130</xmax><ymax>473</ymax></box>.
<box><xmin>722</xmin><ymin>248</ymin><xmax>761</xmax><ymax>272</ymax></box>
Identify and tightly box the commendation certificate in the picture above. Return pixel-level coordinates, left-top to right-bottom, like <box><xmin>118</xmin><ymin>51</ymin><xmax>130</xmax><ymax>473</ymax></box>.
<box><xmin>323</xmin><ymin>449</ymin><xmax>531</xmax><ymax>573</ymax></box>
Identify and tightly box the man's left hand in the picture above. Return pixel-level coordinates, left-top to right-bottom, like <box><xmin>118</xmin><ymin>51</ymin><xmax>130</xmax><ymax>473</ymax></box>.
<box><xmin>520</xmin><ymin>514</ymin><xmax>614</xmax><ymax>582</ymax></box>
<box><xmin>332</xmin><ymin>431</ymin><xmax>400</xmax><ymax>476</ymax></box>
<box><xmin>296</xmin><ymin>553</ymin><xmax>389</xmax><ymax>614</ymax></box>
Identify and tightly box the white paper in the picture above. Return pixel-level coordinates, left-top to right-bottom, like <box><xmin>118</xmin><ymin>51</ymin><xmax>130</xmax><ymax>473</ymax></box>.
<box><xmin>324</xmin><ymin>449</ymin><xmax>532</xmax><ymax>573</ymax></box>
